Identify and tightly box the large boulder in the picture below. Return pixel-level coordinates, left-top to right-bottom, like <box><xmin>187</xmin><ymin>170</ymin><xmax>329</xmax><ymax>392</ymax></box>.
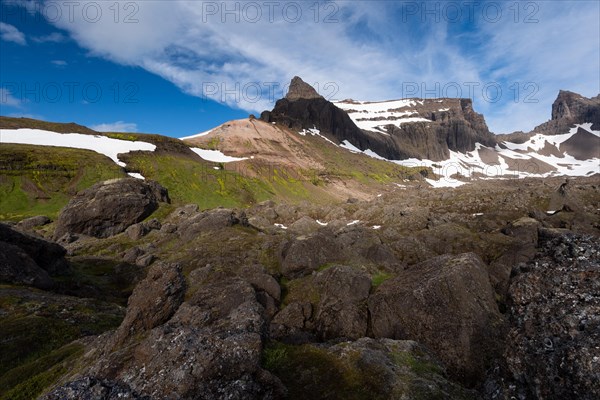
<box><xmin>56</xmin><ymin>274</ymin><xmax>284</xmax><ymax>400</ymax></box>
<box><xmin>280</xmin><ymin>232</ymin><xmax>341</xmax><ymax>279</ymax></box>
<box><xmin>264</xmin><ymin>338</ymin><xmax>476</xmax><ymax>400</ymax></box>
<box><xmin>312</xmin><ymin>266</ymin><xmax>371</xmax><ymax>340</ymax></box>
<box><xmin>500</xmin><ymin>233</ymin><xmax>600</xmax><ymax>400</ymax></box>
<box><xmin>368</xmin><ymin>252</ymin><xmax>503</xmax><ymax>385</ymax></box>
<box><xmin>53</xmin><ymin>178</ymin><xmax>170</xmax><ymax>239</ymax></box>
<box><xmin>0</xmin><ymin>223</ymin><xmax>69</xmax><ymax>288</ymax></box>
<box><xmin>113</xmin><ymin>262</ymin><xmax>186</xmax><ymax>345</ymax></box>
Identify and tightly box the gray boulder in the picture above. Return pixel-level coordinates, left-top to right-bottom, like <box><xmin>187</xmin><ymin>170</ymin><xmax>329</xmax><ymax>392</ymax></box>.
<box><xmin>53</xmin><ymin>178</ymin><xmax>170</xmax><ymax>239</ymax></box>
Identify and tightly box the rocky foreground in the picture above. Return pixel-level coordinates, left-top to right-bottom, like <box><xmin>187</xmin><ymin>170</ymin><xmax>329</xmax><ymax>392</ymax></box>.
<box><xmin>1</xmin><ymin>175</ymin><xmax>599</xmax><ymax>399</ymax></box>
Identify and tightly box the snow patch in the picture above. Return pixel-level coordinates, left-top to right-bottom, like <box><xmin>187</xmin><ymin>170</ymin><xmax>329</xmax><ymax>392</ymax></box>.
<box><xmin>316</xmin><ymin>220</ymin><xmax>328</xmax><ymax>226</ymax></box>
<box><xmin>274</xmin><ymin>223</ymin><xmax>288</xmax><ymax>230</ymax></box>
<box><xmin>0</xmin><ymin>128</ymin><xmax>156</xmax><ymax>167</ymax></box>
<box><xmin>372</xmin><ymin>225</ymin><xmax>381</xmax><ymax>230</ymax></box>
<box><xmin>347</xmin><ymin>220</ymin><xmax>360</xmax><ymax>226</ymax></box>
<box><xmin>190</xmin><ymin>148</ymin><xmax>248</xmax><ymax>163</ymax></box>
<box><xmin>127</xmin><ymin>172</ymin><xmax>145</xmax><ymax>180</ymax></box>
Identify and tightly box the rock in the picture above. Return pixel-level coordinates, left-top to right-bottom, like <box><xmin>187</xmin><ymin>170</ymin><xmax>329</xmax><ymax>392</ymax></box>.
<box><xmin>135</xmin><ymin>253</ymin><xmax>155</xmax><ymax>267</ymax></box>
<box><xmin>113</xmin><ymin>262</ymin><xmax>185</xmax><ymax>345</ymax></box>
<box><xmin>42</xmin><ymin>377</ymin><xmax>149</xmax><ymax>400</ymax></box>
<box><xmin>498</xmin><ymin>233</ymin><xmax>600</xmax><ymax>400</ymax></box>
<box><xmin>264</xmin><ymin>338</ymin><xmax>476</xmax><ymax>399</ymax></box>
<box><xmin>288</xmin><ymin>216</ymin><xmax>320</xmax><ymax>235</ymax></box>
<box><xmin>0</xmin><ymin>223</ymin><xmax>69</xmax><ymax>276</ymax></box>
<box><xmin>178</xmin><ymin>208</ymin><xmax>248</xmax><ymax>240</ymax></box>
<box><xmin>67</xmin><ymin>276</ymin><xmax>284</xmax><ymax>399</ymax></box>
<box><xmin>125</xmin><ymin>223</ymin><xmax>148</xmax><ymax>240</ymax></box>
<box><xmin>285</xmin><ymin>76</ymin><xmax>323</xmax><ymax>101</ymax></box>
<box><xmin>280</xmin><ymin>232</ymin><xmax>340</xmax><ymax>279</ymax></box>
<box><xmin>313</xmin><ymin>266</ymin><xmax>371</xmax><ymax>340</ymax></box>
<box><xmin>15</xmin><ymin>215</ymin><xmax>51</xmax><ymax>231</ymax></box>
<box><xmin>159</xmin><ymin>223</ymin><xmax>177</xmax><ymax>234</ymax></box>
<box><xmin>0</xmin><ymin>241</ymin><xmax>54</xmax><ymax>289</ymax></box>
<box><xmin>369</xmin><ymin>252</ymin><xmax>503</xmax><ymax>385</ymax></box>
<box><xmin>53</xmin><ymin>178</ymin><xmax>170</xmax><ymax>239</ymax></box>
<box><xmin>270</xmin><ymin>301</ymin><xmax>315</xmax><ymax>344</ymax></box>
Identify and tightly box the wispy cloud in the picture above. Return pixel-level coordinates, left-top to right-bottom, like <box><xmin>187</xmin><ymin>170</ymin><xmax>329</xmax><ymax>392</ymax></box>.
<box><xmin>90</xmin><ymin>121</ymin><xmax>138</xmax><ymax>132</ymax></box>
<box><xmin>16</xmin><ymin>1</ymin><xmax>600</xmax><ymax>133</ymax></box>
<box><xmin>0</xmin><ymin>22</ymin><xmax>26</xmax><ymax>45</ymax></box>
<box><xmin>51</xmin><ymin>59</ymin><xmax>67</xmax><ymax>67</ymax></box>
<box><xmin>32</xmin><ymin>32</ymin><xmax>66</xmax><ymax>43</ymax></box>
<box><xmin>0</xmin><ymin>88</ymin><xmax>21</xmax><ymax>107</ymax></box>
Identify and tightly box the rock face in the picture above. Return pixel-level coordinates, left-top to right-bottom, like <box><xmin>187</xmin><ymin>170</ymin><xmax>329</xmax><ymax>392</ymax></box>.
<box><xmin>0</xmin><ymin>223</ymin><xmax>69</xmax><ymax>289</ymax></box>
<box><xmin>498</xmin><ymin>91</ymin><xmax>600</xmax><ymax>142</ymax></box>
<box><xmin>285</xmin><ymin>76</ymin><xmax>323</xmax><ymax>101</ymax></box>
<box><xmin>51</xmin><ymin>266</ymin><xmax>285</xmax><ymax>400</ymax></box>
<box><xmin>261</xmin><ymin>77</ymin><xmax>496</xmax><ymax>161</ymax></box>
<box><xmin>264</xmin><ymin>338</ymin><xmax>477</xmax><ymax>400</ymax></box>
<box><xmin>368</xmin><ymin>252</ymin><xmax>503</xmax><ymax>385</ymax></box>
<box><xmin>498</xmin><ymin>233</ymin><xmax>600</xmax><ymax>400</ymax></box>
<box><xmin>53</xmin><ymin>178</ymin><xmax>170</xmax><ymax>239</ymax></box>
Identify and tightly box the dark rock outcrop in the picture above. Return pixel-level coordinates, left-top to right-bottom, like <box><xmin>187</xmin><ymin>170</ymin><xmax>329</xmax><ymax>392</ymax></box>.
<box><xmin>265</xmin><ymin>338</ymin><xmax>477</xmax><ymax>400</ymax></box>
<box><xmin>42</xmin><ymin>377</ymin><xmax>149</xmax><ymax>400</ymax></box>
<box><xmin>53</xmin><ymin>178</ymin><xmax>170</xmax><ymax>239</ymax></box>
<box><xmin>369</xmin><ymin>252</ymin><xmax>503</xmax><ymax>385</ymax></box>
<box><xmin>494</xmin><ymin>233</ymin><xmax>600</xmax><ymax>400</ymax></box>
<box><xmin>57</xmin><ymin>270</ymin><xmax>285</xmax><ymax>399</ymax></box>
<box><xmin>261</xmin><ymin>77</ymin><xmax>496</xmax><ymax>161</ymax></box>
<box><xmin>0</xmin><ymin>223</ymin><xmax>69</xmax><ymax>288</ymax></box>
<box><xmin>285</xmin><ymin>76</ymin><xmax>323</xmax><ymax>101</ymax></box>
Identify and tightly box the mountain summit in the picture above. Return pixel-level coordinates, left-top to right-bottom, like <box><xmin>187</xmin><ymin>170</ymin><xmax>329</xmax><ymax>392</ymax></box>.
<box><xmin>285</xmin><ymin>76</ymin><xmax>324</xmax><ymax>101</ymax></box>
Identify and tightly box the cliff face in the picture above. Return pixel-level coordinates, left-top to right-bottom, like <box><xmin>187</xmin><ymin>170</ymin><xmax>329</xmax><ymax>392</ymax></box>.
<box><xmin>261</xmin><ymin>77</ymin><xmax>496</xmax><ymax>161</ymax></box>
<box><xmin>534</xmin><ymin>90</ymin><xmax>600</xmax><ymax>134</ymax></box>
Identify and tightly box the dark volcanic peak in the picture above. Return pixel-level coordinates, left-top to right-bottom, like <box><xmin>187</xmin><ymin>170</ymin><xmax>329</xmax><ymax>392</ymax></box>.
<box><xmin>533</xmin><ymin>90</ymin><xmax>600</xmax><ymax>134</ymax></box>
<box><xmin>285</xmin><ymin>76</ymin><xmax>324</xmax><ymax>101</ymax></box>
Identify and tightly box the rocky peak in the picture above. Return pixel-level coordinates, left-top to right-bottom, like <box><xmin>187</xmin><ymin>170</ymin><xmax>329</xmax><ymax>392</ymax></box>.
<box><xmin>285</xmin><ymin>76</ymin><xmax>323</xmax><ymax>101</ymax></box>
<box><xmin>533</xmin><ymin>90</ymin><xmax>600</xmax><ymax>134</ymax></box>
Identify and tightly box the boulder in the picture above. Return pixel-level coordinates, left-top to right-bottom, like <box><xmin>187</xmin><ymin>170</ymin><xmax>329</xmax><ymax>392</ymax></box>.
<box><xmin>15</xmin><ymin>215</ymin><xmax>51</xmax><ymax>231</ymax></box>
<box><xmin>313</xmin><ymin>266</ymin><xmax>371</xmax><ymax>340</ymax></box>
<box><xmin>369</xmin><ymin>252</ymin><xmax>503</xmax><ymax>385</ymax></box>
<box><xmin>62</xmin><ymin>276</ymin><xmax>285</xmax><ymax>399</ymax></box>
<box><xmin>264</xmin><ymin>338</ymin><xmax>476</xmax><ymax>399</ymax></box>
<box><xmin>113</xmin><ymin>262</ymin><xmax>185</xmax><ymax>345</ymax></box>
<box><xmin>0</xmin><ymin>223</ymin><xmax>69</xmax><ymax>278</ymax></box>
<box><xmin>500</xmin><ymin>233</ymin><xmax>600</xmax><ymax>400</ymax></box>
<box><xmin>53</xmin><ymin>178</ymin><xmax>170</xmax><ymax>239</ymax></box>
<box><xmin>42</xmin><ymin>377</ymin><xmax>148</xmax><ymax>400</ymax></box>
<box><xmin>0</xmin><ymin>241</ymin><xmax>54</xmax><ymax>289</ymax></box>
<box><xmin>280</xmin><ymin>232</ymin><xmax>340</xmax><ymax>279</ymax></box>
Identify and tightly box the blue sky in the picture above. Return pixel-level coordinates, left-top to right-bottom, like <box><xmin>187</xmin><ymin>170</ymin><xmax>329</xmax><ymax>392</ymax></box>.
<box><xmin>1</xmin><ymin>0</ymin><xmax>599</xmax><ymax>138</ymax></box>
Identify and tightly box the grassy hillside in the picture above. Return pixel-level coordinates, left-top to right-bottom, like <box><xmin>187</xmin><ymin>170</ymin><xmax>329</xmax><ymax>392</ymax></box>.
<box><xmin>1</xmin><ymin>116</ymin><xmax>430</xmax><ymax>221</ymax></box>
<box><xmin>0</xmin><ymin>144</ymin><xmax>126</xmax><ymax>220</ymax></box>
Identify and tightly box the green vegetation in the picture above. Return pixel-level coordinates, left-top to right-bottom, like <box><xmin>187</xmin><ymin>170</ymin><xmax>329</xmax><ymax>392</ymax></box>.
<box><xmin>371</xmin><ymin>271</ymin><xmax>393</xmax><ymax>288</ymax></box>
<box><xmin>0</xmin><ymin>343</ymin><xmax>84</xmax><ymax>400</ymax></box>
<box><xmin>0</xmin><ymin>144</ymin><xmax>125</xmax><ymax>220</ymax></box>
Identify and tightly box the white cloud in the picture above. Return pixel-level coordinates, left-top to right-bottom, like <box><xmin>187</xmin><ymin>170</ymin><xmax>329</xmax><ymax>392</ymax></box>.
<box><xmin>0</xmin><ymin>88</ymin><xmax>21</xmax><ymax>107</ymax></box>
<box><xmin>32</xmin><ymin>32</ymin><xmax>66</xmax><ymax>43</ymax></box>
<box><xmin>90</xmin><ymin>121</ymin><xmax>138</xmax><ymax>132</ymax></box>
<box><xmin>0</xmin><ymin>22</ymin><xmax>26</xmax><ymax>45</ymax></box>
<box><xmin>19</xmin><ymin>1</ymin><xmax>600</xmax><ymax>133</ymax></box>
<box><xmin>51</xmin><ymin>59</ymin><xmax>67</xmax><ymax>67</ymax></box>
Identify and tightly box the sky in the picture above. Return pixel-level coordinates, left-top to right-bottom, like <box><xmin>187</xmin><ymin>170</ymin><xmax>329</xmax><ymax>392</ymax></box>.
<box><xmin>1</xmin><ymin>0</ymin><xmax>599</xmax><ymax>138</ymax></box>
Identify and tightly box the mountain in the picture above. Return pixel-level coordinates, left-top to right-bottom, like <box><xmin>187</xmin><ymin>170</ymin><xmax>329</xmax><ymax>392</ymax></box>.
<box><xmin>258</xmin><ymin>79</ymin><xmax>599</xmax><ymax>182</ymax></box>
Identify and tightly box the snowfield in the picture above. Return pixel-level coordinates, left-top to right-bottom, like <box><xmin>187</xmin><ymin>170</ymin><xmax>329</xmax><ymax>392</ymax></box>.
<box><xmin>334</xmin><ymin>99</ymin><xmax>431</xmax><ymax>131</ymax></box>
<box><xmin>0</xmin><ymin>128</ymin><xmax>156</xmax><ymax>167</ymax></box>
<box><xmin>189</xmin><ymin>148</ymin><xmax>248</xmax><ymax>163</ymax></box>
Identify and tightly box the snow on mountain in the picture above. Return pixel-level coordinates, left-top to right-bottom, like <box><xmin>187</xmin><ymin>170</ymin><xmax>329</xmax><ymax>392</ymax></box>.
<box><xmin>189</xmin><ymin>148</ymin><xmax>248</xmax><ymax>163</ymax></box>
<box><xmin>334</xmin><ymin>99</ymin><xmax>431</xmax><ymax>131</ymax></box>
<box><xmin>0</xmin><ymin>128</ymin><xmax>156</xmax><ymax>167</ymax></box>
<box><xmin>337</xmin><ymin>123</ymin><xmax>599</xmax><ymax>187</ymax></box>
